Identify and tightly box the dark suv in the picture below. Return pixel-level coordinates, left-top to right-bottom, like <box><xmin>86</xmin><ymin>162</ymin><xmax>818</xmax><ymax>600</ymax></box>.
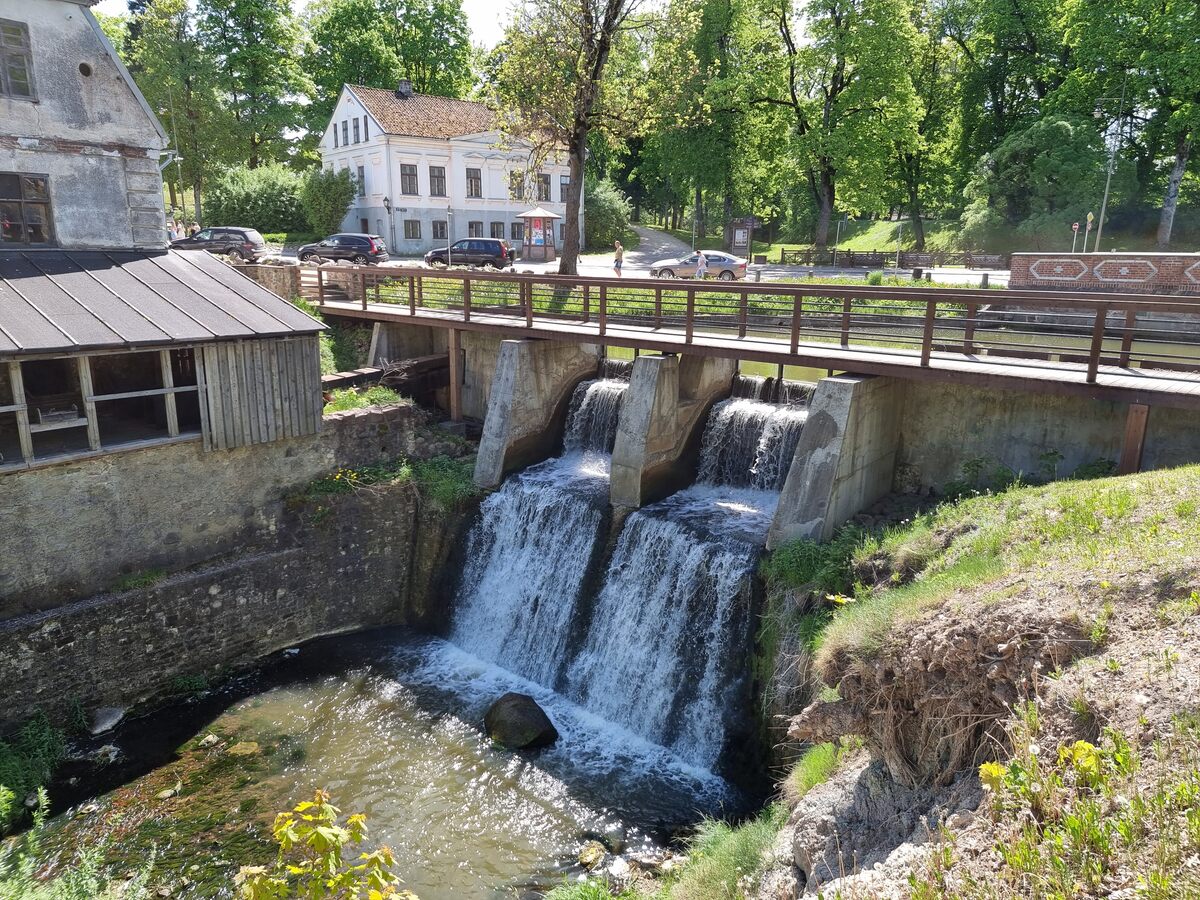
<box><xmin>298</xmin><ymin>233</ymin><xmax>390</xmax><ymax>265</ymax></box>
<box><xmin>170</xmin><ymin>226</ymin><xmax>268</xmax><ymax>261</ymax></box>
<box><xmin>424</xmin><ymin>238</ymin><xmax>513</xmax><ymax>268</ymax></box>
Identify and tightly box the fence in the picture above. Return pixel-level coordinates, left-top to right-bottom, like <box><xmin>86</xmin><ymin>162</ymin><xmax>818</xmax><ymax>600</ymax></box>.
<box><xmin>300</xmin><ymin>265</ymin><xmax>1200</xmax><ymax>386</ymax></box>
<box><xmin>777</xmin><ymin>248</ymin><xmax>1009</xmax><ymax>269</ymax></box>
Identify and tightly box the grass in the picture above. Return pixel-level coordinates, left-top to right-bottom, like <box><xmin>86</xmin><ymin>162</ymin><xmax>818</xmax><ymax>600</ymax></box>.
<box><xmin>322</xmin><ymin>385</ymin><xmax>406</xmax><ymax>414</ymax></box>
<box><xmin>411</xmin><ymin>455</ymin><xmax>479</xmax><ymax>509</ymax></box>
<box><xmin>667</xmin><ymin>804</ymin><xmax>788</xmax><ymax>900</ymax></box>
<box><xmin>0</xmin><ymin>713</ymin><xmax>65</xmax><ymax>833</ymax></box>
<box><xmin>646</xmin><ymin>218</ymin><xmax>964</xmax><ymax>257</ymax></box>
<box><xmin>111</xmin><ymin>569</ymin><xmax>167</xmax><ymax>593</ymax></box>
<box><xmin>784</xmin><ymin>741</ymin><xmax>847</xmax><ymax>805</ymax></box>
<box><xmin>290</xmin><ymin>298</ymin><xmax>372</xmax><ymax>376</ymax></box>
<box><xmin>586</xmin><ymin>226</ymin><xmax>642</xmax><ymax>254</ymax></box>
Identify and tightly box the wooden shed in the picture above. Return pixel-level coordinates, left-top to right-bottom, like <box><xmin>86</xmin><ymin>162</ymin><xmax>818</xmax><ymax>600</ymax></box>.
<box><xmin>0</xmin><ymin>249</ymin><xmax>325</xmax><ymax>471</ymax></box>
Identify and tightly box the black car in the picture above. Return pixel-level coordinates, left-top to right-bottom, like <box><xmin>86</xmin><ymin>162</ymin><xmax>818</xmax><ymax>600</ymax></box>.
<box><xmin>297</xmin><ymin>233</ymin><xmax>390</xmax><ymax>265</ymax></box>
<box><xmin>170</xmin><ymin>226</ymin><xmax>268</xmax><ymax>261</ymax></box>
<box><xmin>424</xmin><ymin>238</ymin><xmax>513</xmax><ymax>268</ymax></box>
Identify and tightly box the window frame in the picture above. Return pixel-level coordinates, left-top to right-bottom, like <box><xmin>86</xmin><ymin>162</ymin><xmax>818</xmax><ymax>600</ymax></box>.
<box><xmin>429</xmin><ymin>165</ymin><xmax>447</xmax><ymax>197</ymax></box>
<box><xmin>0</xmin><ymin>172</ymin><xmax>54</xmax><ymax>246</ymax></box>
<box><xmin>432</xmin><ymin>220</ymin><xmax>448</xmax><ymax>240</ymax></box>
<box><xmin>536</xmin><ymin>173</ymin><xmax>552</xmax><ymax>202</ymax></box>
<box><xmin>490</xmin><ymin>221</ymin><xmax>505</xmax><ymax>239</ymax></box>
<box><xmin>355</xmin><ymin>165</ymin><xmax>366</xmax><ymax>198</ymax></box>
<box><xmin>560</xmin><ymin>175</ymin><xmax>571</xmax><ymax>203</ymax></box>
<box><xmin>362</xmin><ymin>115</ymin><xmax>368</xmax><ymax>140</ymax></box>
<box><xmin>403</xmin><ymin>219</ymin><xmax>421</xmax><ymax>240</ymax></box>
<box><xmin>468</xmin><ymin>220</ymin><xmax>483</xmax><ymax>237</ymax></box>
<box><xmin>0</xmin><ymin>19</ymin><xmax>35</xmax><ymax>101</ymax></box>
<box><xmin>510</xmin><ymin>221</ymin><xmax>524</xmax><ymax>242</ymax></box>
<box><xmin>341</xmin><ymin>121</ymin><xmax>349</xmax><ymax>146</ymax></box>
<box><xmin>400</xmin><ymin>163</ymin><xmax>419</xmax><ymax>196</ymax></box>
<box><xmin>509</xmin><ymin>172</ymin><xmax>525</xmax><ymax>201</ymax></box>
<box><xmin>466</xmin><ymin>167</ymin><xmax>482</xmax><ymax>199</ymax></box>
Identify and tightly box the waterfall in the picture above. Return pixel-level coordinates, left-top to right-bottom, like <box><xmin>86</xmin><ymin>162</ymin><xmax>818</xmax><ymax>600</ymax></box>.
<box><xmin>450</xmin><ymin>377</ymin><xmax>627</xmax><ymax>686</ymax></box>
<box><xmin>696</xmin><ymin>398</ymin><xmax>808</xmax><ymax>491</ymax></box>
<box><xmin>732</xmin><ymin>374</ymin><xmax>815</xmax><ymax>407</ymax></box>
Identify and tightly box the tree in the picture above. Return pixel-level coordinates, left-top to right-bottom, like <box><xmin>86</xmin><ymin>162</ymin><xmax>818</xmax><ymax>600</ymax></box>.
<box><xmin>584</xmin><ymin>177</ymin><xmax>632</xmax><ymax>247</ymax></box>
<box><xmin>491</xmin><ymin>0</ymin><xmax>649</xmax><ymax>275</ymax></box>
<box><xmin>197</xmin><ymin>0</ymin><xmax>312</xmax><ymax>168</ymax></box>
<box><xmin>303</xmin><ymin>0</ymin><xmax>472</xmax><ymax>131</ymax></box>
<box><xmin>93</xmin><ymin>12</ymin><xmax>129</xmax><ymax>58</ymax></box>
<box><xmin>300</xmin><ymin>168</ymin><xmax>357</xmax><ymax>236</ymax></box>
<box><xmin>739</xmin><ymin>0</ymin><xmax>923</xmax><ymax>248</ymax></box>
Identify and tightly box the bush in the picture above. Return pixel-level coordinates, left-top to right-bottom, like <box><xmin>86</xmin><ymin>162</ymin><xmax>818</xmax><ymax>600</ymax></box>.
<box><xmin>323</xmin><ymin>385</ymin><xmax>405</xmax><ymax>415</ymax></box>
<box><xmin>300</xmin><ymin>168</ymin><xmax>357</xmax><ymax>237</ymax></box>
<box><xmin>0</xmin><ymin>712</ymin><xmax>65</xmax><ymax>833</ymax></box>
<box><xmin>204</xmin><ymin>164</ymin><xmax>307</xmax><ymax>233</ymax></box>
<box><xmin>584</xmin><ymin>178</ymin><xmax>632</xmax><ymax>250</ymax></box>
<box><xmin>760</xmin><ymin>525</ymin><xmax>867</xmax><ymax>595</ymax></box>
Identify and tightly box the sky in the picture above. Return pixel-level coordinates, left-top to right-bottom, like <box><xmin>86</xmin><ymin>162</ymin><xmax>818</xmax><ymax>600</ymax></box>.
<box><xmin>93</xmin><ymin>0</ymin><xmax>511</xmax><ymax>47</ymax></box>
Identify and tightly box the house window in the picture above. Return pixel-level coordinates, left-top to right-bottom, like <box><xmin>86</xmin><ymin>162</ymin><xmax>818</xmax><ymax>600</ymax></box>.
<box><xmin>433</xmin><ymin>220</ymin><xmax>447</xmax><ymax>240</ymax></box>
<box><xmin>429</xmin><ymin>166</ymin><xmax>446</xmax><ymax>197</ymax></box>
<box><xmin>0</xmin><ymin>20</ymin><xmax>34</xmax><ymax>100</ymax></box>
<box><xmin>400</xmin><ymin>164</ymin><xmax>418</xmax><ymax>195</ymax></box>
<box><xmin>466</xmin><ymin>167</ymin><xmax>482</xmax><ymax>198</ymax></box>
<box><xmin>353</xmin><ymin>119</ymin><xmax>361</xmax><ymax>143</ymax></box>
<box><xmin>468</xmin><ymin>220</ymin><xmax>482</xmax><ymax>237</ymax></box>
<box><xmin>537</xmin><ymin>173</ymin><xmax>552</xmax><ymax>202</ymax></box>
<box><xmin>341</xmin><ymin>121</ymin><xmax>348</xmax><ymax>146</ymax></box>
<box><xmin>404</xmin><ymin>219</ymin><xmax>421</xmax><ymax>240</ymax></box>
<box><xmin>560</xmin><ymin>175</ymin><xmax>570</xmax><ymax>202</ymax></box>
<box><xmin>509</xmin><ymin>172</ymin><xmax>524</xmax><ymax>200</ymax></box>
<box><xmin>333</xmin><ymin>127</ymin><xmax>338</xmax><ymax>148</ymax></box>
<box><xmin>356</xmin><ymin>165</ymin><xmax>365</xmax><ymax>197</ymax></box>
<box><xmin>0</xmin><ymin>173</ymin><xmax>52</xmax><ymax>245</ymax></box>
<box><xmin>362</xmin><ymin>115</ymin><xmax>368</xmax><ymax>140</ymax></box>
<box><xmin>490</xmin><ymin>221</ymin><xmax>504</xmax><ymax>239</ymax></box>
<box><xmin>559</xmin><ymin>223</ymin><xmax>566</xmax><ymax>243</ymax></box>
<box><xmin>511</xmin><ymin>221</ymin><xmax>524</xmax><ymax>242</ymax></box>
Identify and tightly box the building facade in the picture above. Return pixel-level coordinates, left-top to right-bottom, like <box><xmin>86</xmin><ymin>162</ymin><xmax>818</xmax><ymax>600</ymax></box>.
<box><xmin>0</xmin><ymin>0</ymin><xmax>167</xmax><ymax>248</ymax></box>
<box><xmin>319</xmin><ymin>81</ymin><xmax>583</xmax><ymax>256</ymax></box>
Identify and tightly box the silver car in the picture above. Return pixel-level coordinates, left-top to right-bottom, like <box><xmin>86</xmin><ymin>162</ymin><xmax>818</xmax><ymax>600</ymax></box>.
<box><xmin>649</xmin><ymin>251</ymin><xmax>747</xmax><ymax>280</ymax></box>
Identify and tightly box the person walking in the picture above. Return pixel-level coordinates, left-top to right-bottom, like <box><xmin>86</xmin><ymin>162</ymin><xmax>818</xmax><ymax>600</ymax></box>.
<box><xmin>695</xmin><ymin>250</ymin><xmax>708</xmax><ymax>280</ymax></box>
<box><xmin>613</xmin><ymin>240</ymin><xmax>624</xmax><ymax>278</ymax></box>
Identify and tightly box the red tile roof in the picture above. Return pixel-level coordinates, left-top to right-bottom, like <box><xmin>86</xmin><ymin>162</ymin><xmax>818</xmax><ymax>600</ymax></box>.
<box><xmin>348</xmin><ymin>86</ymin><xmax>496</xmax><ymax>139</ymax></box>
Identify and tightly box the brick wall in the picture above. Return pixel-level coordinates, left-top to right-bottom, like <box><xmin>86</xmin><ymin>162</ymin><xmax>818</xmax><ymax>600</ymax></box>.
<box><xmin>1010</xmin><ymin>253</ymin><xmax>1200</xmax><ymax>295</ymax></box>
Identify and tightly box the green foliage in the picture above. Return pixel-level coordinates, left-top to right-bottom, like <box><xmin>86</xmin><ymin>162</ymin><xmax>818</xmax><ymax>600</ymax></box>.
<box><xmin>261</xmin><ymin>232</ymin><xmax>321</xmax><ymax>245</ymax></box>
<box><xmin>304</xmin><ymin>459</ymin><xmax>413</xmax><ymax>498</ymax></box>
<box><xmin>303</xmin><ymin>0</ymin><xmax>472</xmax><ymax>130</ymax></box>
<box><xmin>545</xmin><ymin>881</ymin><xmax>641</xmax><ymax>900</ymax></box>
<box><xmin>205</xmin><ymin>165</ymin><xmax>307</xmax><ymax>233</ymax></box>
<box><xmin>323</xmin><ymin>386</ymin><xmax>406</xmax><ymax>415</ymax></box>
<box><xmin>786</xmin><ymin>742</ymin><xmax>844</xmax><ymax>802</ymax></box>
<box><xmin>235</xmin><ymin>789</ymin><xmax>413</xmax><ymax>899</ymax></box>
<box><xmin>300</xmin><ymin>168</ymin><xmax>358</xmax><ymax>237</ymax></box>
<box><xmin>0</xmin><ymin>714</ymin><xmax>65</xmax><ymax>833</ymax></box>
<box><xmin>584</xmin><ymin>178</ymin><xmax>633</xmax><ymax>250</ymax></box>
<box><xmin>865</xmin><ymin>270</ymin><xmax>884</xmax><ymax>285</ymax></box>
<box><xmin>326</xmin><ymin>324</ymin><xmax>374</xmax><ymax>374</ymax></box>
<box><xmin>113</xmin><ymin>569</ymin><xmax>167</xmax><ymax>592</ymax></box>
<box><xmin>761</xmin><ymin>526</ymin><xmax>867</xmax><ymax>595</ymax></box>
<box><xmin>668</xmin><ymin>803</ymin><xmax>788</xmax><ymax>899</ymax></box>
<box><xmin>1073</xmin><ymin>458</ymin><xmax>1118</xmax><ymax>481</ymax></box>
<box><xmin>411</xmin><ymin>456</ymin><xmax>479</xmax><ymax>509</ymax></box>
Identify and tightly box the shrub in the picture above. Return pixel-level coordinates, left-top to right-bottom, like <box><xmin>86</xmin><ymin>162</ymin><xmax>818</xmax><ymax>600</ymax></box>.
<box><xmin>760</xmin><ymin>525</ymin><xmax>867</xmax><ymax>595</ymax></box>
<box><xmin>204</xmin><ymin>164</ymin><xmax>307</xmax><ymax>234</ymax></box>
<box><xmin>0</xmin><ymin>713</ymin><xmax>65</xmax><ymax>833</ymax></box>
<box><xmin>866</xmin><ymin>270</ymin><xmax>884</xmax><ymax>285</ymax></box>
<box><xmin>323</xmin><ymin>386</ymin><xmax>405</xmax><ymax>415</ymax></box>
<box><xmin>584</xmin><ymin>178</ymin><xmax>632</xmax><ymax>249</ymax></box>
<box><xmin>300</xmin><ymin>168</ymin><xmax>357</xmax><ymax>237</ymax></box>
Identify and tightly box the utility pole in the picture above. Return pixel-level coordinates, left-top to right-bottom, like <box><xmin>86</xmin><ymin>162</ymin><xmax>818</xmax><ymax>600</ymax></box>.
<box><xmin>1094</xmin><ymin>74</ymin><xmax>1128</xmax><ymax>251</ymax></box>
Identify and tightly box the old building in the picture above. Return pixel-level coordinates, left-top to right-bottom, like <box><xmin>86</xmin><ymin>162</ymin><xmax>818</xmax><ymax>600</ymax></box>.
<box><xmin>0</xmin><ymin>0</ymin><xmax>325</xmax><ymax>472</ymax></box>
<box><xmin>319</xmin><ymin>80</ymin><xmax>583</xmax><ymax>255</ymax></box>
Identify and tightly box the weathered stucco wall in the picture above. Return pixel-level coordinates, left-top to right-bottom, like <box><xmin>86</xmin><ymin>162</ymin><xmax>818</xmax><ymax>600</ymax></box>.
<box><xmin>0</xmin><ymin>1</ymin><xmax>166</xmax><ymax>248</ymax></box>
<box><xmin>0</xmin><ymin>478</ymin><xmax>477</xmax><ymax>731</ymax></box>
<box><xmin>0</xmin><ymin>403</ymin><xmax>462</xmax><ymax>615</ymax></box>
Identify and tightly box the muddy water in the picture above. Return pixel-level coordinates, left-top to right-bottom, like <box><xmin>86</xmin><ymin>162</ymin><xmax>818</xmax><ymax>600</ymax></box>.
<box><xmin>52</xmin><ymin>629</ymin><xmax>742</xmax><ymax>899</ymax></box>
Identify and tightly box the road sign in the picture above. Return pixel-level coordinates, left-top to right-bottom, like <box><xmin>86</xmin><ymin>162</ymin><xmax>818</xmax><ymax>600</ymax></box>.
<box><xmin>1072</xmin><ymin>222</ymin><xmax>1079</xmax><ymax>232</ymax></box>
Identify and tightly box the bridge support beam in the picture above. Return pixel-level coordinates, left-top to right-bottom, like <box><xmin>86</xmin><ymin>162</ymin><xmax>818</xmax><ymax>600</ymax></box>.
<box><xmin>611</xmin><ymin>353</ymin><xmax>736</xmax><ymax>510</ymax></box>
<box><xmin>473</xmin><ymin>339</ymin><xmax>601</xmax><ymax>489</ymax></box>
<box><xmin>768</xmin><ymin>374</ymin><xmax>902</xmax><ymax>548</ymax></box>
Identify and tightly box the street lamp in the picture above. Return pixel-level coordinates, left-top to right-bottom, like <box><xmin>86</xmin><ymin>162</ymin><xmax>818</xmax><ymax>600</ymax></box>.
<box><xmin>1093</xmin><ymin>74</ymin><xmax>1128</xmax><ymax>251</ymax></box>
<box><xmin>446</xmin><ymin>207</ymin><xmax>454</xmax><ymax>267</ymax></box>
<box><xmin>832</xmin><ymin>215</ymin><xmax>849</xmax><ymax>266</ymax></box>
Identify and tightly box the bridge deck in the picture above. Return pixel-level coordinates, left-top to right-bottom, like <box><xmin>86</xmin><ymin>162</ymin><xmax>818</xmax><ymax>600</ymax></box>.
<box><xmin>319</xmin><ymin>298</ymin><xmax>1200</xmax><ymax>411</ymax></box>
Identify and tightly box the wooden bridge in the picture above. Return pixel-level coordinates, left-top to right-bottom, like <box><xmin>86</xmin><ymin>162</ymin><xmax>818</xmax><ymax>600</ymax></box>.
<box><xmin>301</xmin><ymin>266</ymin><xmax>1200</xmax><ymax>453</ymax></box>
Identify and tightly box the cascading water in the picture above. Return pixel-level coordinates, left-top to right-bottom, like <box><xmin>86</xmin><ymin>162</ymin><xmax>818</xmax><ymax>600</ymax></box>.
<box><xmin>564</xmin><ymin>396</ymin><xmax>809</xmax><ymax>769</ymax></box>
<box><xmin>731</xmin><ymin>373</ymin><xmax>815</xmax><ymax>406</ymax></box>
<box><xmin>450</xmin><ymin>373</ymin><xmax>627</xmax><ymax>688</ymax></box>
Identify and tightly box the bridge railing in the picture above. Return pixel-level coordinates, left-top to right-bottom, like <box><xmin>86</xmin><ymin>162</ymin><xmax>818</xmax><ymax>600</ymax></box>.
<box><xmin>301</xmin><ymin>265</ymin><xmax>1200</xmax><ymax>384</ymax></box>
<box><xmin>775</xmin><ymin>248</ymin><xmax>1011</xmax><ymax>269</ymax></box>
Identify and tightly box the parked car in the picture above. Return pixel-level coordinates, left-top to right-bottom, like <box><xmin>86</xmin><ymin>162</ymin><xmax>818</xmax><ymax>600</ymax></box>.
<box><xmin>649</xmin><ymin>251</ymin><xmax>747</xmax><ymax>281</ymax></box>
<box><xmin>170</xmin><ymin>226</ymin><xmax>268</xmax><ymax>261</ymax></box>
<box><xmin>424</xmin><ymin>238</ymin><xmax>514</xmax><ymax>268</ymax></box>
<box><xmin>297</xmin><ymin>233</ymin><xmax>390</xmax><ymax>265</ymax></box>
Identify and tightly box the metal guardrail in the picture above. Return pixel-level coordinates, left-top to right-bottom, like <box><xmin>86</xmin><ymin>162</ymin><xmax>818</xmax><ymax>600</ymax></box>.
<box><xmin>776</xmin><ymin>248</ymin><xmax>1009</xmax><ymax>269</ymax></box>
<box><xmin>299</xmin><ymin>265</ymin><xmax>1200</xmax><ymax>387</ymax></box>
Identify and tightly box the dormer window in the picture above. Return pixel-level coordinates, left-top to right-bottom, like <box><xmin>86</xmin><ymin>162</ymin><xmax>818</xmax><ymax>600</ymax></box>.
<box><xmin>0</xmin><ymin>19</ymin><xmax>35</xmax><ymax>100</ymax></box>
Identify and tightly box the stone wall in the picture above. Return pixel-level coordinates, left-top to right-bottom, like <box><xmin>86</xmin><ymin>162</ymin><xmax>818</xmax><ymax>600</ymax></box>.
<box><xmin>0</xmin><ymin>478</ymin><xmax>477</xmax><ymax>731</ymax></box>
<box><xmin>234</xmin><ymin>263</ymin><xmax>302</xmax><ymax>300</ymax></box>
<box><xmin>0</xmin><ymin>403</ymin><xmax>462</xmax><ymax>616</ymax></box>
<box><xmin>1009</xmin><ymin>252</ymin><xmax>1200</xmax><ymax>295</ymax></box>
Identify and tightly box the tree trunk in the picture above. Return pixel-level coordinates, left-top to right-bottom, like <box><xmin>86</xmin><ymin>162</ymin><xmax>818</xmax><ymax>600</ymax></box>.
<box><xmin>1156</xmin><ymin>132</ymin><xmax>1192</xmax><ymax>250</ymax></box>
<box><xmin>167</xmin><ymin>181</ymin><xmax>178</xmax><ymax>215</ymax></box>
<box><xmin>723</xmin><ymin>187</ymin><xmax>734</xmax><ymax>251</ymax></box>
<box><xmin>193</xmin><ymin>182</ymin><xmax>202</xmax><ymax>227</ymax></box>
<box><xmin>908</xmin><ymin>181</ymin><xmax>926</xmax><ymax>250</ymax></box>
<box><xmin>812</xmin><ymin>168</ymin><xmax>835</xmax><ymax>250</ymax></box>
<box><xmin>558</xmin><ymin>128</ymin><xmax>588</xmax><ymax>275</ymax></box>
<box><xmin>693</xmin><ymin>184</ymin><xmax>704</xmax><ymax>241</ymax></box>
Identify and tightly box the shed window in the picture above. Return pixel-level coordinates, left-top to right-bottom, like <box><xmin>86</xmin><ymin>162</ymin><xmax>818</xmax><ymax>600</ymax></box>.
<box><xmin>0</xmin><ymin>173</ymin><xmax>52</xmax><ymax>245</ymax></box>
<box><xmin>466</xmin><ymin>167</ymin><xmax>482</xmax><ymax>198</ymax></box>
<box><xmin>400</xmin><ymin>164</ymin><xmax>418</xmax><ymax>195</ymax></box>
<box><xmin>0</xmin><ymin>19</ymin><xmax>34</xmax><ymax>100</ymax></box>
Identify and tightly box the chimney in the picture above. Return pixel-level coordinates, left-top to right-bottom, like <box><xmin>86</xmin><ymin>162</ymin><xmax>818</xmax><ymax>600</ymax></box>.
<box><xmin>396</xmin><ymin>79</ymin><xmax>414</xmax><ymax>99</ymax></box>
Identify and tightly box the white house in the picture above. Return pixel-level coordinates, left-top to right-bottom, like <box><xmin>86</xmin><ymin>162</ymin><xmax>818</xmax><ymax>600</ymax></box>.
<box><xmin>318</xmin><ymin>81</ymin><xmax>583</xmax><ymax>256</ymax></box>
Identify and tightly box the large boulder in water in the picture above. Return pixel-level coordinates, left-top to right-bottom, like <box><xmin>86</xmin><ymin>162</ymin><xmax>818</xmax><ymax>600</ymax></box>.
<box><xmin>484</xmin><ymin>692</ymin><xmax>559</xmax><ymax>749</ymax></box>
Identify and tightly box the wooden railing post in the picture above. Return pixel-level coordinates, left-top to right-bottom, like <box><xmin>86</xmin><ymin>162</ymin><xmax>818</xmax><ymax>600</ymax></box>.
<box><xmin>963</xmin><ymin>302</ymin><xmax>978</xmax><ymax>355</ymax></box>
<box><xmin>317</xmin><ymin>268</ymin><xmax>325</xmax><ymax>306</ymax></box>
<box><xmin>525</xmin><ymin>279</ymin><xmax>533</xmax><ymax>328</ymax></box>
<box><xmin>654</xmin><ymin>286</ymin><xmax>662</xmax><ymax>328</ymax></box>
<box><xmin>583</xmin><ymin>284</ymin><xmax>590</xmax><ymax>323</ymax></box>
<box><xmin>360</xmin><ymin>270</ymin><xmax>367</xmax><ymax>311</ymax></box>
<box><xmin>790</xmin><ymin>295</ymin><xmax>802</xmax><ymax>353</ymax></box>
<box><xmin>685</xmin><ymin>288</ymin><xmax>695</xmax><ymax>343</ymax></box>
<box><xmin>738</xmin><ymin>290</ymin><xmax>748</xmax><ymax>338</ymax></box>
<box><xmin>407</xmin><ymin>273</ymin><xmax>416</xmax><ymax>314</ymax></box>
<box><xmin>599</xmin><ymin>284</ymin><xmax>607</xmax><ymax>336</ymax></box>
<box><xmin>1119</xmin><ymin>308</ymin><xmax>1136</xmax><ymax>367</ymax></box>
<box><xmin>920</xmin><ymin>299</ymin><xmax>937</xmax><ymax>366</ymax></box>
<box><xmin>463</xmin><ymin>276</ymin><xmax>472</xmax><ymax>322</ymax></box>
<box><xmin>840</xmin><ymin>296</ymin><xmax>852</xmax><ymax>347</ymax></box>
<box><xmin>1087</xmin><ymin>305</ymin><xmax>1109</xmax><ymax>383</ymax></box>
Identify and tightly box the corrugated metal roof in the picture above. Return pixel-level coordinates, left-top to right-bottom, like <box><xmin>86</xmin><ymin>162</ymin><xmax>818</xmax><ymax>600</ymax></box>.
<box><xmin>0</xmin><ymin>249</ymin><xmax>322</xmax><ymax>356</ymax></box>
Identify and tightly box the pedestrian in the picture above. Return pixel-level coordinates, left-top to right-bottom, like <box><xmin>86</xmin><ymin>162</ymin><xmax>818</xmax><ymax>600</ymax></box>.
<box><xmin>174</xmin><ymin>219</ymin><xmax>185</xmax><ymax>239</ymax></box>
<box><xmin>166</xmin><ymin>220</ymin><xmax>177</xmax><ymax>241</ymax></box>
<box><xmin>613</xmin><ymin>240</ymin><xmax>624</xmax><ymax>278</ymax></box>
<box><xmin>189</xmin><ymin>222</ymin><xmax>200</xmax><ymax>237</ymax></box>
<box><xmin>695</xmin><ymin>250</ymin><xmax>708</xmax><ymax>280</ymax></box>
